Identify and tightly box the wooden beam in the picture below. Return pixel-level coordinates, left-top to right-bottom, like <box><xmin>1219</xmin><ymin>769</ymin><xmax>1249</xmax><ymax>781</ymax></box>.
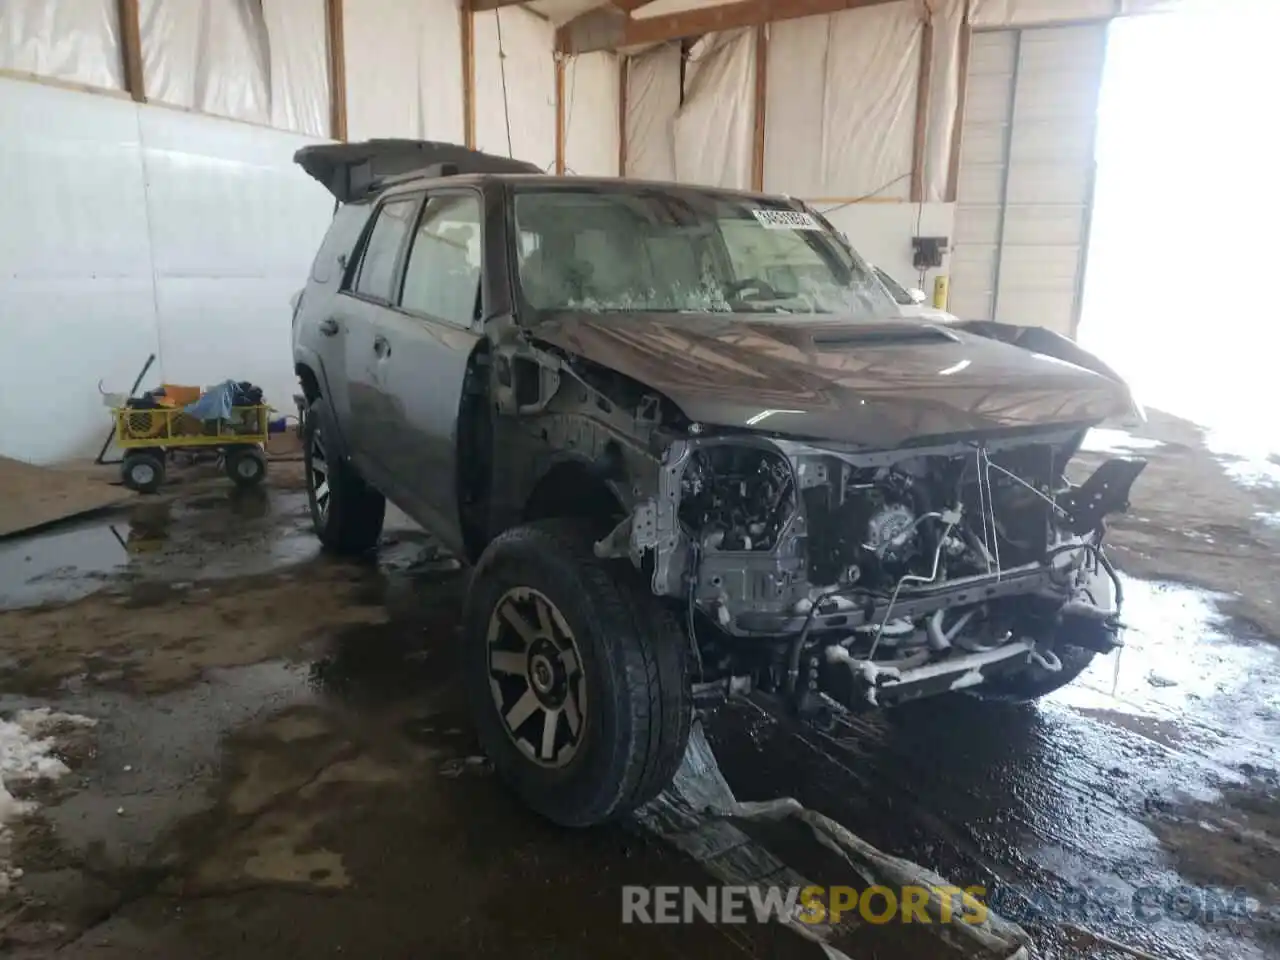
<box><xmin>116</xmin><ymin>0</ymin><xmax>145</xmax><ymax>102</ymax></box>
<box><xmin>557</xmin><ymin>7</ymin><xmax>627</xmax><ymax>56</ymax></box>
<box><xmin>751</xmin><ymin>25</ymin><xmax>767</xmax><ymax>191</ymax></box>
<box><xmin>910</xmin><ymin>16</ymin><xmax>933</xmax><ymax>203</ymax></box>
<box><xmin>469</xmin><ymin>0</ymin><xmax>526</xmax><ymax>10</ymax></box>
<box><xmin>325</xmin><ymin>0</ymin><xmax>348</xmax><ymax>140</ymax></box>
<box><xmin>462</xmin><ymin>0</ymin><xmax>476</xmax><ymax>148</ymax></box>
<box><xmin>945</xmin><ymin>8</ymin><xmax>972</xmax><ymax>201</ymax></box>
<box><xmin>617</xmin><ymin>56</ymin><xmax>628</xmax><ymax>175</ymax></box>
<box><xmin>561</xmin><ymin>0</ymin><xmax>897</xmax><ymax>55</ymax></box>
<box><xmin>555</xmin><ymin>57</ymin><xmax>566</xmax><ymax>174</ymax></box>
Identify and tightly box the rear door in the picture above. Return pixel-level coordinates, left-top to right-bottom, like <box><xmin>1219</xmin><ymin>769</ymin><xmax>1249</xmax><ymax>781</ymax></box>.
<box><xmin>331</xmin><ymin>193</ymin><xmax>422</xmax><ymax>485</ymax></box>
<box><xmin>372</xmin><ymin>189</ymin><xmax>485</xmax><ymax>553</ymax></box>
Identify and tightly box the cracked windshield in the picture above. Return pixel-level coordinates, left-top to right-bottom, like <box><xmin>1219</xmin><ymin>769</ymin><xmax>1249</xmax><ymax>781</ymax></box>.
<box><xmin>514</xmin><ymin>189</ymin><xmax>899</xmax><ymax>318</ymax></box>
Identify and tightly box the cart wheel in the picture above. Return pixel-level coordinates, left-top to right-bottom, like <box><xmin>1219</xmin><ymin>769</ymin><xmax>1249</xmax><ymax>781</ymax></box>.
<box><xmin>225</xmin><ymin>446</ymin><xmax>267</xmax><ymax>487</ymax></box>
<box><xmin>122</xmin><ymin>451</ymin><xmax>166</xmax><ymax>494</ymax></box>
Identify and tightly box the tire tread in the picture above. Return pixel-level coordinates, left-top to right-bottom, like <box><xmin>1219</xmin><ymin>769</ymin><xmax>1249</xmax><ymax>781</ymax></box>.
<box><xmin>469</xmin><ymin>519</ymin><xmax>690</xmax><ymax>825</ymax></box>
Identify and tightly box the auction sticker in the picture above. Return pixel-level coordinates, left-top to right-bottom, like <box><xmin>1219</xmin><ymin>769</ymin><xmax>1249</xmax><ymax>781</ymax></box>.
<box><xmin>750</xmin><ymin>209</ymin><xmax>823</xmax><ymax>230</ymax></box>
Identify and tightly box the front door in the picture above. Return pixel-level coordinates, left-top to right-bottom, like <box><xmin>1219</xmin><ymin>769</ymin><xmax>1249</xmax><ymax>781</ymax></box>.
<box><xmin>371</xmin><ymin>189</ymin><xmax>485</xmax><ymax>554</ymax></box>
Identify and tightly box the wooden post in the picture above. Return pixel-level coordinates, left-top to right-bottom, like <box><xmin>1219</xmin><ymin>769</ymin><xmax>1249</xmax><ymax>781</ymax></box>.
<box><xmin>751</xmin><ymin>24</ymin><xmax>767</xmax><ymax>191</ymax></box>
<box><xmin>910</xmin><ymin>15</ymin><xmax>933</xmax><ymax>203</ymax></box>
<box><xmin>325</xmin><ymin>0</ymin><xmax>348</xmax><ymax>140</ymax></box>
<box><xmin>945</xmin><ymin>10</ymin><xmax>972</xmax><ymax>202</ymax></box>
<box><xmin>462</xmin><ymin>0</ymin><xmax>476</xmax><ymax>148</ymax></box>
<box><xmin>555</xmin><ymin>57</ymin><xmax>566</xmax><ymax>174</ymax></box>
<box><xmin>116</xmin><ymin>0</ymin><xmax>145</xmax><ymax>102</ymax></box>
<box><xmin>617</xmin><ymin>55</ymin><xmax>628</xmax><ymax>176</ymax></box>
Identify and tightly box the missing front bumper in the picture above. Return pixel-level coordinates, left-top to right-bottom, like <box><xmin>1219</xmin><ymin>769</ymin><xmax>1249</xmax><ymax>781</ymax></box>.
<box><xmin>820</xmin><ymin>639</ymin><xmax>1041</xmax><ymax>708</ymax></box>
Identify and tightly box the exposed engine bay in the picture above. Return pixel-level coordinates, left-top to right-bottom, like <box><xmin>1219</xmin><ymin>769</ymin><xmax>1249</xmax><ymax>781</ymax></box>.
<box><xmin>623</xmin><ymin>430</ymin><xmax>1146</xmax><ymax>716</ymax></box>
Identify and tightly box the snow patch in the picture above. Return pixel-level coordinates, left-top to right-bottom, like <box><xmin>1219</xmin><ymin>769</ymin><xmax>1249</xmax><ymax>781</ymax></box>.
<box><xmin>1080</xmin><ymin>428</ymin><xmax>1164</xmax><ymax>454</ymax></box>
<box><xmin>949</xmin><ymin>669</ymin><xmax>985</xmax><ymax>691</ymax></box>
<box><xmin>0</xmin><ymin>709</ymin><xmax>97</xmax><ymax>894</ymax></box>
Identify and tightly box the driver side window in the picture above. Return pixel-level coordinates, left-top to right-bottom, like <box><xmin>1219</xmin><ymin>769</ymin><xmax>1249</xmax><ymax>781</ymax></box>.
<box><xmin>399</xmin><ymin>193</ymin><xmax>483</xmax><ymax>326</ymax></box>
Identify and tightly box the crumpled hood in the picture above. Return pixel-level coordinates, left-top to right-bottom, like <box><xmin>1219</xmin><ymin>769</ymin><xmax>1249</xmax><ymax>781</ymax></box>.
<box><xmin>532</xmin><ymin>312</ymin><xmax>1138</xmax><ymax>448</ymax></box>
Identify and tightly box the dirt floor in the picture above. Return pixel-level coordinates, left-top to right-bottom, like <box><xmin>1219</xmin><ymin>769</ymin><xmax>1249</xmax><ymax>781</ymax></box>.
<box><xmin>1</xmin><ymin>413</ymin><xmax>1277</xmax><ymax>959</ymax></box>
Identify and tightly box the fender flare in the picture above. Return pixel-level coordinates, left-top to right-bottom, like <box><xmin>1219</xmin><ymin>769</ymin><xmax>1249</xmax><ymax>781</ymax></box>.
<box><xmin>294</xmin><ymin>346</ymin><xmax>350</xmax><ymax>458</ymax></box>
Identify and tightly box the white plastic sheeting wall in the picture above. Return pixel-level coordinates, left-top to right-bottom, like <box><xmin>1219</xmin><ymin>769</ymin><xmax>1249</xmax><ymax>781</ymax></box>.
<box><xmin>764</xmin><ymin>2</ymin><xmax>921</xmax><ymax>201</ymax></box>
<box><xmin>674</xmin><ymin>30</ymin><xmax>756</xmax><ymax>189</ymax></box>
<box><xmin>140</xmin><ymin>0</ymin><xmax>270</xmax><ymax>124</ymax></box>
<box><xmin>0</xmin><ymin>0</ymin><xmax>124</xmax><ymax>90</ymax></box>
<box><xmin>262</xmin><ymin>0</ymin><xmax>331</xmax><ymax>137</ymax></box>
<box><xmin>475</xmin><ymin>7</ymin><xmax>556</xmax><ymax>171</ymax></box>
<box><xmin>343</xmin><ymin>0</ymin><xmax>464</xmax><ymax>143</ymax></box>
<box><xmin>0</xmin><ymin>75</ymin><xmax>333</xmax><ymax>463</ymax></box>
<box><xmin>621</xmin><ymin>32</ymin><xmax>755</xmax><ymax>189</ymax></box>
<box><xmin>624</xmin><ymin>43</ymin><xmax>679</xmax><ymax>181</ymax></box>
<box><xmin>139</xmin><ymin>0</ymin><xmax>329</xmax><ymax>136</ymax></box>
<box><xmin>923</xmin><ymin>0</ymin><xmax>965</xmax><ymax>202</ymax></box>
<box><xmin>564</xmin><ymin>52</ymin><xmax>620</xmax><ymax>176</ymax></box>
<box><xmin>622</xmin><ymin>3</ymin><xmax>946</xmax><ymax>281</ymax></box>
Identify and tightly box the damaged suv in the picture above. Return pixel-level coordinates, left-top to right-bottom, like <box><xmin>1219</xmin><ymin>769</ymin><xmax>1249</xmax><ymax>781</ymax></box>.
<box><xmin>292</xmin><ymin>140</ymin><xmax>1145</xmax><ymax>827</ymax></box>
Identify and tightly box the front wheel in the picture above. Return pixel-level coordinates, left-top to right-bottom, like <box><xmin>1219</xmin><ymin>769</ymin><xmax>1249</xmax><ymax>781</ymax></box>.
<box><xmin>464</xmin><ymin>520</ymin><xmax>691</xmax><ymax>826</ymax></box>
<box><xmin>303</xmin><ymin>398</ymin><xmax>385</xmax><ymax>554</ymax></box>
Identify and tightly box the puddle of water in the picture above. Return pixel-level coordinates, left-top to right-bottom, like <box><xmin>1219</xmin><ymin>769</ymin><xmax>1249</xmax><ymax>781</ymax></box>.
<box><xmin>0</xmin><ymin>495</ymin><xmax>443</xmax><ymax>613</ymax></box>
<box><xmin>0</xmin><ymin>519</ymin><xmax>130</xmax><ymax>607</ymax></box>
<box><xmin>0</xmin><ymin>490</ymin><xmax>322</xmax><ymax>610</ymax></box>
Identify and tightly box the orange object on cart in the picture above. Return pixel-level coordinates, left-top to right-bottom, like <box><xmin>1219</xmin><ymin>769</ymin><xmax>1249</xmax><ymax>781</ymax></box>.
<box><xmin>157</xmin><ymin>383</ymin><xmax>202</xmax><ymax>407</ymax></box>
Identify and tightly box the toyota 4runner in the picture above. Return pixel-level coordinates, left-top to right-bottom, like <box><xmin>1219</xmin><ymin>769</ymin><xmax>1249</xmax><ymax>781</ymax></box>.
<box><xmin>292</xmin><ymin>140</ymin><xmax>1145</xmax><ymax>827</ymax></box>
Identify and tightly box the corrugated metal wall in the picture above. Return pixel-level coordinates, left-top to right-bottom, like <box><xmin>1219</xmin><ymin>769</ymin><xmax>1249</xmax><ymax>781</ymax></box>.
<box><xmin>950</xmin><ymin>23</ymin><xmax>1107</xmax><ymax>336</ymax></box>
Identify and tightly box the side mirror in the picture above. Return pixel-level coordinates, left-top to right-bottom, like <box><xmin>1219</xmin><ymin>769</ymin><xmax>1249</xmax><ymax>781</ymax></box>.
<box><xmin>907</xmin><ymin>287</ymin><xmax>927</xmax><ymax>304</ymax></box>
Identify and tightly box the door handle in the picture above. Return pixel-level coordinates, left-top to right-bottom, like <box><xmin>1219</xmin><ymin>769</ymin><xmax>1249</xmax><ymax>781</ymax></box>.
<box><xmin>319</xmin><ymin>317</ymin><xmax>340</xmax><ymax>336</ymax></box>
<box><xmin>373</xmin><ymin>335</ymin><xmax>391</xmax><ymax>359</ymax></box>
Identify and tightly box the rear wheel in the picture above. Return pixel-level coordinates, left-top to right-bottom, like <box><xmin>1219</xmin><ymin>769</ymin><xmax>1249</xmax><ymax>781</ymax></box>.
<box><xmin>465</xmin><ymin>520</ymin><xmax>691</xmax><ymax>826</ymax></box>
<box><xmin>303</xmin><ymin>398</ymin><xmax>385</xmax><ymax>554</ymax></box>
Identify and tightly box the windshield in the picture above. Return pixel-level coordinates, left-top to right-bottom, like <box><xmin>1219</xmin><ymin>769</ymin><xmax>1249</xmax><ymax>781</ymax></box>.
<box><xmin>512</xmin><ymin>188</ymin><xmax>898</xmax><ymax>319</ymax></box>
<box><xmin>872</xmin><ymin>266</ymin><xmax>914</xmax><ymax>306</ymax></box>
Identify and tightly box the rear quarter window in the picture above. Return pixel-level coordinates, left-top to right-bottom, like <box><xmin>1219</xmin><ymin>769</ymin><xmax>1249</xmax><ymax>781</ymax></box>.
<box><xmin>350</xmin><ymin>197</ymin><xmax>418</xmax><ymax>301</ymax></box>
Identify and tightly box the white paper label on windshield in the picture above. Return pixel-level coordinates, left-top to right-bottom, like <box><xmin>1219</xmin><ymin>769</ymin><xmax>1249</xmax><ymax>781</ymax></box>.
<box><xmin>751</xmin><ymin>209</ymin><xmax>822</xmax><ymax>230</ymax></box>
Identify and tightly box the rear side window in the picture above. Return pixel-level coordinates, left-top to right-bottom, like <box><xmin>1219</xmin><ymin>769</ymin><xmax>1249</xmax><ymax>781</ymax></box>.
<box><xmin>352</xmin><ymin>197</ymin><xmax>417</xmax><ymax>301</ymax></box>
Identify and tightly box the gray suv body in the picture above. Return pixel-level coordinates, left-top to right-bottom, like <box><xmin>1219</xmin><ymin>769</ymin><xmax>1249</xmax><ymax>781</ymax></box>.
<box><xmin>292</xmin><ymin>140</ymin><xmax>1145</xmax><ymax>826</ymax></box>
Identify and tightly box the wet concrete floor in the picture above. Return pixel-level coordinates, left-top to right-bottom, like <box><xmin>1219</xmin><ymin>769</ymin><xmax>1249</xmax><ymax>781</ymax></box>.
<box><xmin>1</xmin><ymin>419</ymin><xmax>1278</xmax><ymax>959</ymax></box>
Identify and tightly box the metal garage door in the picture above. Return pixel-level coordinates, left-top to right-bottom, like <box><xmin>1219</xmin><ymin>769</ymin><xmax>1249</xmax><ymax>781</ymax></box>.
<box><xmin>950</xmin><ymin>23</ymin><xmax>1107</xmax><ymax>336</ymax></box>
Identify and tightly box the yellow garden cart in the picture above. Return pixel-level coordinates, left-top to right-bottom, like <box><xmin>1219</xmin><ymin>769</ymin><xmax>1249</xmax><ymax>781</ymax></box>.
<box><xmin>112</xmin><ymin>403</ymin><xmax>270</xmax><ymax>493</ymax></box>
